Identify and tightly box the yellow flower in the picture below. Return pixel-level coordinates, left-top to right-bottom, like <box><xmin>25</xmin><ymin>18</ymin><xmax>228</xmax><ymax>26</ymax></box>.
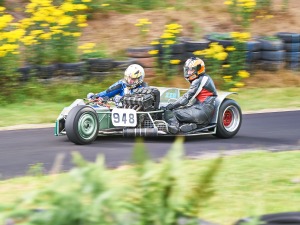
<box><xmin>138</xmin><ymin>18</ymin><xmax>151</xmax><ymax>25</ymax></box>
<box><xmin>79</xmin><ymin>42</ymin><xmax>96</xmax><ymax>50</ymax></box>
<box><xmin>239</xmin><ymin>32</ymin><xmax>251</xmax><ymax>40</ymax></box>
<box><xmin>238</xmin><ymin>70</ymin><xmax>250</xmax><ymax>78</ymax></box>
<box><xmin>214</xmin><ymin>52</ymin><xmax>228</xmax><ymax>61</ymax></box>
<box><xmin>164</xmin><ymin>40</ymin><xmax>175</xmax><ymax>45</ymax></box>
<box><xmin>230</xmin><ymin>32</ymin><xmax>240</xmax><ymax>39</ymax></box>
<box><xmin>165</xmin><ymin>23</ymin><xmax>182</xmax><ymax>31</ymax></box>
<box><xmin>78</xmin><ymin>23</ymin><xmax>88</xmax><ymax>27</ymax></box>
<box><xmin>76</xmin><ymin>15</ymin><xmax>87</xmax><ymax>23</ymax></box>
<box><xmin>224</xmin><ymin>0</ymin><xmax>233</xmax><ymax>5</ymax></box>
<box><xmin>40</xmin><ymin>32</ymin><xmax>52</xmax><ymax>40</ymax></box>
<box><xmin>101</xmin><ymin>4</ymin><xmax>110</xmax><ymax>7</ymax></box>
<box><xmin>226</xmin><ymin>46</ymin><xmax>236</xmax><ymax>51</ymax></box>
<box><xmin>193</xmin><ymin>50</ymin><xmax>205</xmax><ymax>56</ymax></box>
<box><xmin>72</xmin><ymin>32</ymin><xmax>81</xmax><ymax>37</ymax></box>
<box><xmin>170</xmin><ymin>59</ymin><xmax>181</xmax><ymax>64</ymax></box>
<box><xmin>58</xmin><ymin>16</ymin><xmax>73</xmax><ymax>26</ymax></box>
<box><xmin>148</xmin><ymin>50</ymin><xmax>159</xmax><ymax>55</ymax></box>
<box><xmin>150</xmin><ymin>41</ymin><xmax>159</xmax><ymax>45</ymax></box>
<box><xmin>229</xmin><ymin>88</ymin><xmax>239</xmax><ymax>92</ymax></box>
<box><xmin>82</xmin><ymin>0</ymin><xmax>91</xmax><ymax>2</ymax></box>
<box><xmin>160</xmin><ymin>32</ymin><xmax>174</xmax><ymax>39</ymax></box>
<box><xmin>222</xmin><ymin>64</ymin><xmax>231</xmax><ymax>68</ymax></box>
<box><xmin>234</xmin><ymin>82</ymin><xmax>245</xmax><ymax>87</ymax></box>
<box><xmin>223</xmin><ymin>75</ymin><xmax>232</xmax><ymax>79</ymax></box>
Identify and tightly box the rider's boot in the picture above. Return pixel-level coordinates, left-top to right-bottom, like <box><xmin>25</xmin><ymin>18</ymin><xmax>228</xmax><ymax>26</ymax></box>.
<box><xmin>180</xmin><ymin>123</ymin><xmax>197</xmax><ymax>133</ymax></box>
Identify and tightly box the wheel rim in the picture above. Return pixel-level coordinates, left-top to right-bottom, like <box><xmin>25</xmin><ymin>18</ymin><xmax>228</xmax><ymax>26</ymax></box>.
<box><xmin>222</xmin><ymin>105</ymin><xmax>240</xmax><ymax>132</ymax></box>
<box><xmin>78</xmin><ymin>112</ymin><xmax>97</xmax><ymax>140</ymax></box>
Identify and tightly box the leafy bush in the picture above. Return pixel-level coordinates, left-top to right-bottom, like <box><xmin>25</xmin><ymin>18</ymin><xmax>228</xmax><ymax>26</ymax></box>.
<box><xmin>0</xmin><ymin>137</ymin><xmax>222</xmax><ymax>225</ymax></box>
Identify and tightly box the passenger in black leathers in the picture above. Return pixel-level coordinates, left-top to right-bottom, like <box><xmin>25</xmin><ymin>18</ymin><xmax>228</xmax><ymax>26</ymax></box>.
<box><xmin>164</xmin><ymin>57</ymin><xmax>218</xmax><ymax>134</ymax></box>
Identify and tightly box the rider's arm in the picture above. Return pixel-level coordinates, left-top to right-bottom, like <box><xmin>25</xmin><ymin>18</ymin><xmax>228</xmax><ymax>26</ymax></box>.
<box><xmin>95</xmin><ymin>81</ymin><xmax>123</xmax><ymax>99</ymax></box>
<box><xmin>168</xmin><ymin>76</ymin><xmax>207</xmax><ymax>109</ymax></box>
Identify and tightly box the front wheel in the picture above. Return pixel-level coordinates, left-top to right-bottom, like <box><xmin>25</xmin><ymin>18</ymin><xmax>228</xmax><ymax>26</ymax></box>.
<box><xmin>215</xmin><ymin>99</ymin><xmax>242</xmax><ymax>139</ymax></box>
<box><xmin>65</xmin><ymin>105</ymin><xmax>99</xmax><ymax>145</ymax></box>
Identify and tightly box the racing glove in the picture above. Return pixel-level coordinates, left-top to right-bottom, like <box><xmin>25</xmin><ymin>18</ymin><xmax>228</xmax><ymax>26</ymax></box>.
<box><xmin>87</xmin><ymin>92</ymin><xmax>96</xmax><ymax>99</ymax></box>
<box><xmin>113</xmin><ymin>95</ymin><xmax>123</xmax><ymax>103</ymax></box>
<box><xmin>166</xmin><ymin>103</ymin><xmax>174</xmax><ymax>110</ymax></box>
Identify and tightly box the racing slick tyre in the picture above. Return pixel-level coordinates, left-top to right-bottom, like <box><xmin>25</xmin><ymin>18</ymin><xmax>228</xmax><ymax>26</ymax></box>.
<box><xmin>215</xmin><ymin>99</ymin><xmax>242</xmax><ymax>139</ymax></box>
<box><xmin>65</xmin><ymin>105</ymin><xmax>99</xmax><ymax>145</ymax></box>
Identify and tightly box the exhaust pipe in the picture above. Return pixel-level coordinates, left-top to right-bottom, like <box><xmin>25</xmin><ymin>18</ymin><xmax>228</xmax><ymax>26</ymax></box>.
<box><xmin>123</xmin><ymin>127</ymin><xmax>158</xmax><ymax>137</ymax></box>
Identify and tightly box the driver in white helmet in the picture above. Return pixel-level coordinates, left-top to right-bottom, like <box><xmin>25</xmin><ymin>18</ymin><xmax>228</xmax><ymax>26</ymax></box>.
<box><xmin>87</xmin><ymin>64</ymin><xmax>148</xmax><ymax>103</ymax></box>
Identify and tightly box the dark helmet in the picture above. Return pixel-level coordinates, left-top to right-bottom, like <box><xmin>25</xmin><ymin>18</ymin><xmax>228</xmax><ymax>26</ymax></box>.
<box><xmin>183</xmin><ymin>57</ymin><xmax>205</xmax><ymax>82</ymax></box>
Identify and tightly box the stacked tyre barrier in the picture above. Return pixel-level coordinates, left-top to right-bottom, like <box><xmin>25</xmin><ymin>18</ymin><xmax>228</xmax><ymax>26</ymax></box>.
<box><xmin>86</xmin><ymin>58</ymin><xmax>114</xmax><ymax>81</ymax></box>
<box><xmin>245</xmin><ymin>39</ymin><xmax>262</xmax><ymax>71</ymax></box>
<box><xmin>276</xmin><ymin>32</ymin><xmax>300</xmax><ymax>71</ymax></box>
<box><xmin>258</xmin><ymin>37</ymin><xmax>285</xmax><ymax>71</ymax></box>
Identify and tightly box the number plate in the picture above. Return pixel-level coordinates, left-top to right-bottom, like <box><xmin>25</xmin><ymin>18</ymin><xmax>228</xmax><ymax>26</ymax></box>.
<box><xmin>111</xmin><ymin>108</ymin><xmax>137</xmax><ymax>127</ymax></box>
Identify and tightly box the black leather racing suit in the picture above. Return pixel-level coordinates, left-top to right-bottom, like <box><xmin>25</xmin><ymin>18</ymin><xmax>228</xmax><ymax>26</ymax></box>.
<box><xmin>164</xmin><ymin>73</ymin><xmax>217</xmax><ymax>129</ymax></box>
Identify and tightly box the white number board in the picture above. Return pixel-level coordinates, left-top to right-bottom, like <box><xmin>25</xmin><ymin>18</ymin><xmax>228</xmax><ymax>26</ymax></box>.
<box><xmin>111</xmin><ymin>108</ymin><xmax>137</xmax><ymax>127</ymax></box>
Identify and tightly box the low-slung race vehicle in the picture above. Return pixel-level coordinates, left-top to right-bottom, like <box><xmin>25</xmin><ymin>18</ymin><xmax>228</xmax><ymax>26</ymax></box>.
<box><xmin>55</xmin><ymin>86</ymin><xmax>242</xmax><ymax>145</ymax></box>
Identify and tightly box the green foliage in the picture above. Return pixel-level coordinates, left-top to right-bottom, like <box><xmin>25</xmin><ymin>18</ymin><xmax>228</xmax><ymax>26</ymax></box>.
<box><xmin>0</xmin><ymin>54</ymin><xmax>20</xmax><ymax>102</ymax></box>
<box><xmin>27</xmin><ymin>163</ymin><xmax>45</xmax><ymax>177</ymax></box>
<box><xmin>0</xmin><ymin>137</ymin><xmax>222</xmax><ymax>225</ymax></box>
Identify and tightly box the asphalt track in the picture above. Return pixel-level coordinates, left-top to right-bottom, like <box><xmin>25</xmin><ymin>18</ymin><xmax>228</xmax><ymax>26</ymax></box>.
<box><xmin>0</xmin><ymin>110</ymin><xmax>299</xmax><ymax>179</ymax></box>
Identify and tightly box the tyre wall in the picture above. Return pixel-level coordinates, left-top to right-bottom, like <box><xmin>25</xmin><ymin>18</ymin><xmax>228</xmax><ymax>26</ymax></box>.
<box><xmin>258</xmin><ymin>38</ymin><xmax>285</xmax><ymax>71</ymax></box>
<box><xmin>276</xmin><ymin>32</ymin><xmax>300</xmax><ymax>71</ymax></box>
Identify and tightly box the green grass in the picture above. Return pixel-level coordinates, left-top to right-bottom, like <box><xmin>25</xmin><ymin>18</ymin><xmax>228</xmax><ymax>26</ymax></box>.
<box><xmin>231</xmin><ymin>87</ymin><xmax>300</xmax><ymax>112</ymax></box>
<box><xmin>0</xmin><ymin>84</ymin><xmax>299</xmax><ymax>127</ymax></box>
<box><xmin>1</xmin><ymin>150</ymin><xmax>300</xmax><ymax>225</ymax></box>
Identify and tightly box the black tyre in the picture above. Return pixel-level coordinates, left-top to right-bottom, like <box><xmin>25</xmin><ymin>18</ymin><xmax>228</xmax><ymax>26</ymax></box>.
<box><xmin>276</xmin><ymin>32</ymin><xmax>300</xmax><ymax>43</ymax></box>
<box><xmin>246</xmin><ymin>51</ymin><xmax>261</xmax><ymax>62</ymax></box>
<box><xmin>215</xmin><ymin>99</ymin><xmax>242</xmax><ymax>139</ymax></box>
<box><xmin>285</xmin><ymin>42</ymin><xmax>300</xmax><ymax>52</ymax></box>
<box><xmin>259</xmin><ymin>39</ymin><xmax>284</xmax><ymax>51</ymax></box>
<box><xmin>184</xmin><ymin>39</ymin><xmax>210</xmax><ymax>52</ymax></box>
<box><xmin>260</xmin><ymin>60</ymin><xmax>285</xmax><ymax>71</ymax></box>
<box><xmin>261</xmin><ymin>50</ymin><xmax>285</xmax><ymax>61</ymax></box>
<box><xmin>246</xmin><ymin>40</ymin><xmax>262</xmax><ymax>51</ymax></box>
<box><xmin>286</xmin><ymin>52</ymin><xmax>300</xmax><ymax>62</ymax></box>
<box><xmin>65</xmin><ymin>105</ymin><xmax>99</xmax><ymax>145</ymax></box>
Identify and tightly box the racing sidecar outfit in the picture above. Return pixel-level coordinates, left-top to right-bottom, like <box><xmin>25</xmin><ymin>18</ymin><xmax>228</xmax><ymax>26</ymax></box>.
<box><xmin>164</xmin><ymin>73</ymin><xmax>217</xmax><ymax>133</ymax></box>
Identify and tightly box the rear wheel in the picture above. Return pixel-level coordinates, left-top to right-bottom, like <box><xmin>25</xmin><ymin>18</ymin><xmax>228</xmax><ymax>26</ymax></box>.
<box><xmin>215</xmin><ymin>99</ymin><xmax>242</xmax><ymax>138</ymax></box>
<box><xmin>65</xmin><ymin>105</ymin><xmax>99</xmax><ymax>145</ymax></box>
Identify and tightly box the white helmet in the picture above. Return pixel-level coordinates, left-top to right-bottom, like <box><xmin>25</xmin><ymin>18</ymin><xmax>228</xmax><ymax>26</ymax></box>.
<box><xmin>124</xmin><ymin>64</ymin><xmax>145</xmax><ymax>89</ymax></box>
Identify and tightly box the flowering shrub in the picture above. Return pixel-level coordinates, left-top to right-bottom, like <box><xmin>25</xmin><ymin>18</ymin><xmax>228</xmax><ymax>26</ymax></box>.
<box><xmin>0</xmin><ymin>6</ymin><xmax>24</xmax><ymax>102</ymax></box>
<box><xmin>19</xmin><ymin>0</ymin><xmax>88</xmax><ymax>65</ymax></box>
<box><xmin>150</xmin><ymin>23</ymin><xmax>182</xmax><ymax>77</ymax></box>
<box><xmin>194</xmin><ymin>32</ymin><xmax>250</xmax><ymax>91</ymax></box>
<box><xmin>224</xmin><ymin>0</ymin><xmax>256</xmax><ymax>29</ymax></box>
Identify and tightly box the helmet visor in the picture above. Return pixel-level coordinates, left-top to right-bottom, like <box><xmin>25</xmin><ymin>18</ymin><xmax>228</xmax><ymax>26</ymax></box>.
<box><xmin>125</xmin><ymin>76</ymin><xmax>139</xmax><ymax>86</ymax></box>
<box><xmin>184</xmin><ymin>66</ymin><xmax>196</xmax><ymax>79</ymax></box>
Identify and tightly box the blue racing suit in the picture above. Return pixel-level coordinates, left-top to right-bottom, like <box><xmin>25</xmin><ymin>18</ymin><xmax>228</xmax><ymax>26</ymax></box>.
<box><xmin>95</xmin><ymin>80</ymin><xmax>148</xmax><ymax>99</ymax></box>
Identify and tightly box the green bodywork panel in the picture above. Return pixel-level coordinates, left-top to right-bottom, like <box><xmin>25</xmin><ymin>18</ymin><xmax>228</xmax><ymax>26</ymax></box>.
<box><xmin>97</xmin><ymin>112</ymin><xmax>114</xmax><ymax>129</ymax></box>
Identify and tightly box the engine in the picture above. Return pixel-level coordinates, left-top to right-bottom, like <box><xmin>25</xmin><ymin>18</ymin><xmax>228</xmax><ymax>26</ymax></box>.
<box><xmin>121</xmin><ymin>87</ymin><xmax>160</xmax><ymax>111</ymax></box>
